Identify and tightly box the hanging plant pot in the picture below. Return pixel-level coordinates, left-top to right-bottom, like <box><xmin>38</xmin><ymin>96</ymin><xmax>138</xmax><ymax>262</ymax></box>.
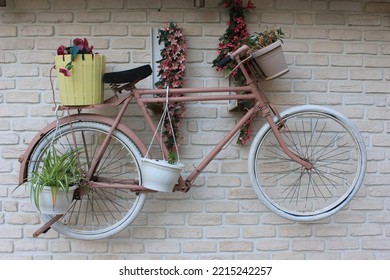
<box><xmin>34</xmin><ymin>185</ymin><xmax>77</xmax><ymax>215</ymax></box>
<box><xmin>141</xmin><ymin>158</ymin><xmax>184</xmax><ymax>192</ymax></box>
<box><xmin>55</xmin><ymin>54</ymin><xmax>105</xmax><ymax>106</ymax></box>
<box><xmin>250</xmin><ymin>40</ymin><xmax>289</xmax><ymax>80</ymax></box>
<box><xmin>142</xmin><ymin>87</ymin><xmax>184</xmax><ymax>192</ymax></box>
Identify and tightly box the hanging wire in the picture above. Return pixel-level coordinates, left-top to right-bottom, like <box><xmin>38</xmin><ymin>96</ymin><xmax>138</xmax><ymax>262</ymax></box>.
<box><xmin>145</xmin><ymin>86</ymin><xmax>181</xmax><ymax>163</ymax></box>
<box><xmin>49</xmin><ymin>104</ymin><xmax>62</xmax><ymax>148</ymax></box>
<box><xmin>49</xmin><ymin>65</ymin><xmax>58</xmax><ymax>108</ymax></box>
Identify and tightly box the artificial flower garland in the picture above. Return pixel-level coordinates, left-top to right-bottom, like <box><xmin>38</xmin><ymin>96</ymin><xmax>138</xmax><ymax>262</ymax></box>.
<box><xmin>57</xmin><ymin>38</ymin><xmax>94</xmax><ymax>76</ymax></box>
<box><xmin>213</xmin><ymin>0</ymin><xmax>256</xmax><ymax>145</ymax></box>
<box><xmin>213</xmin><ymin>0</ymin><xmax>255</xmax><ymax>86</ymax></box>
<box><xmin>155</xmin><ymin>22</ymin><xmax>188</xmax><ymax>155</ymax></box>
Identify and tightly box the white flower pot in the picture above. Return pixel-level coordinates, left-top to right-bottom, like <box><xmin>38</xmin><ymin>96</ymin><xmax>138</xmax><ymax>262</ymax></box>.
<box><xmin>250</xmin><ymin>40</ymin><xmax>289</xmax><ymax>80</ymax></box>
<box><xmin>141</xmin><ymin>158</ymin><xmax>184</xmax><ymax>192</ymax></box>
<box><xmin>36</xmin><ymin>185</ymin><xmax>77</xmax><ymax>214</ymax></box>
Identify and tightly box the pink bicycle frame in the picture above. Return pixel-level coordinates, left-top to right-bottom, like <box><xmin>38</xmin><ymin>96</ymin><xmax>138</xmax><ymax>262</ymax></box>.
<box><xmin>83</xmin><ymin>45</ymin><xmax>312</xmax><ymax>193</ymax></box>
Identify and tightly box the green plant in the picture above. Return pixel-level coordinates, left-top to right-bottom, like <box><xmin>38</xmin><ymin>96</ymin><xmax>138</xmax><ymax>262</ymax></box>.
<box><xmin>167</xmin><ymin>152</ymin><xmax>177</xmax><ymax>164</ymax></box>
<box><xmin>246</xmin><ymin>27</ymin><xmax>285</xmax><ymax>52</ymax></box>
<box><xmin>30</xmin><ymin>147</ymin><xmax>82</xmax><ymax>210</ymax></box>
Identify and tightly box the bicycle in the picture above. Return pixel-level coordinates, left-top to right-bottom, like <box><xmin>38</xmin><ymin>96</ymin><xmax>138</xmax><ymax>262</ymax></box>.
<box><xmin>18</xmin><ymin>45</ymin><xmax>367</xmax><ymax>240</ymax></box>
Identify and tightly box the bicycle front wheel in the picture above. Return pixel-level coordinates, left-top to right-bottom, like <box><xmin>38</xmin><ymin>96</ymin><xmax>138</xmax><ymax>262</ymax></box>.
<box><xmin>28</xmin><ymin>121</ymin><xmax>146</xmax><ymax>240</ymax></box>
<box><xmin>248</xmin><ymin>105</ymin><xmax>366</xmax><ymax>221</ymax></box>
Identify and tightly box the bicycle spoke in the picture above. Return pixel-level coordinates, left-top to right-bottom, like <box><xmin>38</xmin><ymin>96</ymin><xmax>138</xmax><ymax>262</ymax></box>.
<box><xmin>29</xmin><ymin>121</ymin><xmax>146</xmax><ymax>239</ymax></box>
<box><xmin>250</xmin><ymin>107</ymin><xmax>365</xmax><ymax>221</ymax></box>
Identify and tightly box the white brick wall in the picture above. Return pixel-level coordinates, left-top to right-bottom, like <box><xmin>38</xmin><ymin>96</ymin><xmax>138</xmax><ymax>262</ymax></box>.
<box><xmin>1</xmin><ymin>0</ymin><xmax>390</xmax><ymax>259</ymax></box>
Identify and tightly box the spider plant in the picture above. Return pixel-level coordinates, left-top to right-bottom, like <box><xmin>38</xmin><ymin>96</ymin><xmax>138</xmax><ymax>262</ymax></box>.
<box><xmin>30</xmin><ymin>147</ymin><xmax>82</xmax><ymax>211</ymax></box>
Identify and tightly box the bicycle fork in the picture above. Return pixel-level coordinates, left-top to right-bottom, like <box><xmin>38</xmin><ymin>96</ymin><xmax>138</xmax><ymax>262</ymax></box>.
<box><xmin>260</xmin><ymin>102</ymin><xmax>314</xmax><ymax>170</ymax></box>
<box><xmin>240</xmin><ymin>54</ymin><xmax>314</xmax><ymax>171</ymax></box>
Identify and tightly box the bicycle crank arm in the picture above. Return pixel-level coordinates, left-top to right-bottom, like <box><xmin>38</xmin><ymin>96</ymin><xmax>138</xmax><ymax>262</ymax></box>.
<box><xmin>33</xmin><ymin>214</ymin><xmax>63</xmax><ymax>237</ymax></box>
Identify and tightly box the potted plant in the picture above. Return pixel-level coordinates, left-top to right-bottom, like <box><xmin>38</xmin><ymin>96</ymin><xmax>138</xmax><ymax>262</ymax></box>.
<box><xmin>141</xmin><ymin>153</ymin><xmax>184</xmax><ymax>193</ymax></box>
<box><xmin>142</xmin><ymin>91</ymin><xmax>185</xmax><ymax>193</ymax></box>
<box><xmin>246</xmin><ymin>27</ymin><xmax>285</xmax><ymax>51</ymax></box>
<box><xmin>245</xmin><ymin>27</ymin><xmax>289</xmax><ymax>80</ymax></box>
<box><xmin>30</xmin><ymin>147</ymin><xmax>82</xmax><ymax>214</ymax></box>
<box><xmin>55</xmin><ymin>38</ymin><xmax>105</xmax><ymax>106</ymax></box>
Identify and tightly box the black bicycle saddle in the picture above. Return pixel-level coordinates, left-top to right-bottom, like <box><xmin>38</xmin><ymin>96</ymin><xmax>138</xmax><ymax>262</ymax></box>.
<box><xmin>103</xmin><ymin>65</ymin><xmax>152</xmax><ymax>84</ymax></box>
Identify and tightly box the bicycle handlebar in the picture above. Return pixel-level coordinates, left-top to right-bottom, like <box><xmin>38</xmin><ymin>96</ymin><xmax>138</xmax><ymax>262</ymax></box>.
<box><xmin>215</xmin><ymin>45</ymin><xmax>251</xmax><ymax>68</ymax></box>
<box><xmin>215</xmin><ymin>55</ymin><xmax>233</xmax><ymax>67</ymax></box>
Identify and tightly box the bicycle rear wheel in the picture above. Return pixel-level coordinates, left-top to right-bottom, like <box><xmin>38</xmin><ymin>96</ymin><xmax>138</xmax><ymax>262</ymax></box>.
<box><xmin>28</xmin><ymin>121</ymin><xmax>146</xmax><ymax>239</ymax></box>
<box><xmin>248</xmin><ymin>105</ymin><xmax>366</xmax><ymax>221</ymax></box>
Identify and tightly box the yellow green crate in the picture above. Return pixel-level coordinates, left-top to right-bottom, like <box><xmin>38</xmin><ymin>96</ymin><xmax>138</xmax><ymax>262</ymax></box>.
<box><xmin>55</xmin><ymin>54</ymin><xmax>105</xmax><ymax>106</ymax></box>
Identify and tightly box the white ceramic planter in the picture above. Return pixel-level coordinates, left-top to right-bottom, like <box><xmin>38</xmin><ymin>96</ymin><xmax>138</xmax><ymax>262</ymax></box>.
<box><xmin>250</xmin><ymin>40</ymin><xmax>289</xmax><ymax>80</ymax></box>
<box><xmin>141</xmin><ymin>158</ymin><xmax>184</xmax><ymax>192</ymax></box>
<box><xmin>36</xmin><ymin>185</ymin><xmax>77</xmax><ymax>214</ymax></box>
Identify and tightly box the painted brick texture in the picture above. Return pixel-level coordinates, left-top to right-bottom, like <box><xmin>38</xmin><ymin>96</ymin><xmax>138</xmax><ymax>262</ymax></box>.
<box><xmin>1</xmin><ymin>0</ymin><xmax>390</xmax><ymax>259</ymax></box>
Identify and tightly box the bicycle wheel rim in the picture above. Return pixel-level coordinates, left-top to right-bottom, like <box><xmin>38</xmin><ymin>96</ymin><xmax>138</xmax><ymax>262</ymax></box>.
<box><xmin>249</xmin><ymin>105</ymin><xmax>366</xmax><ymax>221</ymax></box>
<box><xmin>29</xmin><ymin>121</ymin><xmax>145</xmax><ymax>239</ymax></box>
